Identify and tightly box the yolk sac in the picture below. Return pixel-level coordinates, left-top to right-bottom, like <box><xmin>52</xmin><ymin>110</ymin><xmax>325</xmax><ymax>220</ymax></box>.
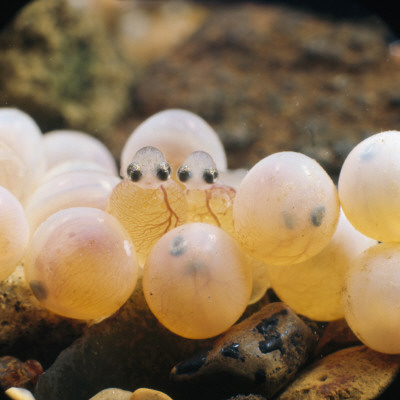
<box><xmin>143</xmin><ymin>223</ymin><xmax>252</xmax><ymax>339</ymax></box>
<box><xmin>267</xmin><ymin>210</ymin><xmax>376</xmax><ymax>321</ymax></box>
<box><xmin>177</xmin><ymin>151</ymin><xmax>236</xmax><ymax>235</ymax></box>
<box><xmin>233</xmin><ymin>151</ymin><xmax>340</xmax><ymax>266</ymax></box>
<box><xmin>120</xmin><ymin>109</ymin><xmax>227</xmax><ymax>179</ymax></box>
<box><xmin>342</xmin><ymin>242</ymin><xmax>400</xmax><ymax>354</ymax></box>
<box><xmin>339</xmin><ymin>130</ymin><xmax>400</xmax><ymax>242</ymax></box>
<box><xmin>106</xmin><ymin>146</ymin><xmax>188</xmax><ymax>266</ymax></box>
<box><xmin>0</xmin><ymin>186</ymin><xmax>30</xmax><ymax>281</ymax></box>
<box><xmin>24</xmin><ymin>207</ymin><xmax>139</xmax><ymax>320</ymax></box>
<box><xmin>42</xmin><ymin>130</ymin><xmax>118</xmax><ymax>175</ymax></box>
<box><xmin>25</xmin><ymin>170</ymin><xmax>121</xmax><ymax>233</ymax></box>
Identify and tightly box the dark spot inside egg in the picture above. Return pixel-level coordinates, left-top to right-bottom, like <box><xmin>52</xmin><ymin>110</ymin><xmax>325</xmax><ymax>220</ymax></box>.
<box><xmin>29</xmin><ymin>280</ymin><xmax>48</xmax><ymax>301</ymax></box>
<box><xmin>169</xmin><ymin>235</ymin><xmax>187</xmax><ymax>256</ymax></box>
<box><xmin>310</xmin><ymin>205</ymin><xmax>326</xmax><ymax>227</ymax></box>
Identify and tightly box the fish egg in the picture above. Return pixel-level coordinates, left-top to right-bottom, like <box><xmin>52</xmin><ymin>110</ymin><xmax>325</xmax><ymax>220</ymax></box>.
<box><xmin>0</xmin><ymin>108</ymin><xmax>45</xmax><ymax>202</ymax></box>
<box><xmin>24</xmin><ymin>207</ymin><xmax>139</xmax><ymax>320</ymax></box>
<box><xmin>107</xmin><ymin>146</ymin><xmax>187</xmax><ymax>266</ymax></box>
<box><xmin>267</xmin><ymin>210</ymin><xmax>377</xmax><ymax>321</ymax></box>
<box><xmin>120</xmin><ymin>109</ymin><xmax>227</xmax><ymax>178</ymax></box>
<box><xmin>233</xmin><ymin>151</ymin><xmax>340</xmax><ymax>265</ymax></box>
<box><xmin>40</xmin><ymin>160</ymin><xmax>114</xmax><ymax>183</ymax></box>
<box><xmin>247</xmin><ymin>256</ymin><xmax>271</xmax><ymax>305</ymax></box>
<box><xmin>25</xmin><ymin>170</ymin><xmax>121</xmax><ymax>233</ymax></box>
<box><xmin>0</xmin><ymin>186</ymin><xmax>30</xmax><ymax>280</ymax></box>
<box><xmin>143</xmin><ymin>223</ymin><xmax>252</xmax><ymax>339</ymax></box>
<box><xmin>43</xmin><ymin>130</ymin><xmax>118</xmax><ymax>175</ymax></box>
<box><xmin>339</xmin><ymin>130</ymin><xmax>400</xmax><ymax>242</ymax></box>
<box><xmin>0</xmin><ymin>139</ymin><xmax>30</xmax><ymax>201</ymax></box>
<box><xmin>0</xmin><ymin>108</ymin><xmax>43</xmax><ymax>171</ymax></box>
<box><xmin>343</xmin><ymin>243</ymin><xmax>400</xmax><ymax>354</ymax></box>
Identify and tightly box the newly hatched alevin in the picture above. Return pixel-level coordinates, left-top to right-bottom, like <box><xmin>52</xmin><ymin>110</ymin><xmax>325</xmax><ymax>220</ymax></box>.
<box><xmin>177</xmin><ymin>150</ymin><xmax>236</xmax><ymax>233</ymax></box>
<box><xmin>106</xmin><ymin>146</ymin><xmax>188</xmax><ymax>266</ymax></box>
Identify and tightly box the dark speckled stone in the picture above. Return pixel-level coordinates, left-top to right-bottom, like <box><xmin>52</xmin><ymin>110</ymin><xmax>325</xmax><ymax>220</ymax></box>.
<box><xmin>171</xmin><ymin>302</ymin><xmax>323</xmax><ymax>399</ymax></box>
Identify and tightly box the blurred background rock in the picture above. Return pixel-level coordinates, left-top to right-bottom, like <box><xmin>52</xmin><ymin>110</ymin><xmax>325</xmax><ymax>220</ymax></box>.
<box><xmin>0</xmin><ymin>0</ymin><xmax>399</xmax><ymax>180</ymax></box>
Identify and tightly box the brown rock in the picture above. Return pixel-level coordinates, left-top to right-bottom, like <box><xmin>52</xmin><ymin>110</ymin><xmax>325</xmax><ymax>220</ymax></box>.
<box><xmin>0</xmin><ymin>266</ymin><xmax>85</xmax><ymax>369</ymax></box>
<box><xmin>276</xmin><ymin>345</ymin><xmax>400</xmax><ymax>400</ymax></box>
<box><xmin>171</xmin><ymin>302</ymin><xmax>323</xmax><ymax>399</ymax></box>
<box><xmin>0</xmin><ymin>355</ymin><xmax>42</xmax><ymax>391</ymax></box>
<box><xmin>314</xmin><ymin>319</ymin><xmax>361</xmax><ymax>358</ymax></box>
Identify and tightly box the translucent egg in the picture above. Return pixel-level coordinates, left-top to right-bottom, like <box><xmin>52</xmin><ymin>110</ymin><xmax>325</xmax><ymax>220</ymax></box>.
<box><xmin>177</xmin><ymin>151</ymin><xmax>236</xmax><ymax>234</ymax></box>
<box><xmin>247</xmin><ymin>256</ymin><xmax>271</xmax><ymax>305</ymax></box>
<box><xmin>0</xmin><ymin>139</ymin><xmax>30</xmax><ymax>201</ymax></box>
<box><xmin>233</xmin><ymin>151</ymin><xmax>340</xmax><ymax>265</ymax></box>
<box><xmin>24</xmin><ymin>207</ymin><xmax>138</xmax><ymax>320</ymax></box>
<box><xmin>107</xmin><ymin>146</ymin><xmax>188</xmax><ymax>266</ymax></box>
<box><xmin>0</xmin><ymin>108</ymin><xmax>43</xmax><ymax>171</ymax></box>
<box><xmin>120</xmin><ymin>109</ymin><xmax>227</xmax><ymax>178</ymax></box>
<box><xmin>339</xmin><ymin>130</ymin><xmax>400</xmax><ymax>242</ymax></box>
<box><xmin>0</xmin><ymin>108</ymin><xmax>45</xmax><ymax>202</ymax></box>
<box><xmin>0</xmin><ymin>186</ymin><xmax>30</xmax><ymax>280</ymax></box>
<box><xmin>267</xmin><ymin>210</ymin><xmax>377</xmax><ymax>321</ymax></box>
<box><xmin>40</xmin><ymin>160</ymin><xmax>114</xmax><ymax>183</ymax></box>
<box><xmin>343</xmin><ymin>243</ymin><xmax>400</xmax><ymax>354</ymax></box>
<box><xmin>43</xmin><ymin>130</ymin><xmax>118</xmax><ymax>175</ymax></box>
<box><xmin>25</xmin><ymin>170</ymin><xmax>121</xmax><ymax>233</ymax></box>
<box><xmin>143</xmin><ymin>223</ymin><xmax>252</xmax><ymax>339</ymax></box>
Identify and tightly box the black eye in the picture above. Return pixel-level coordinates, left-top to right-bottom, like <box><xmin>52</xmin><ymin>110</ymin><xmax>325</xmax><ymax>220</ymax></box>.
<box><xmin>127</xmin><ymin>162</ymin><xmax>142</xmax><ymax>182</ymax></box>
<box><xmin>156</xmin><ymin>162</ymin><xmax>171</xmax><ymax>181</ymax></box>
<box><xmin>203</xmin><ymin>168</ymin><xmax>218</xmax><ymax>184</ymax></box>
<box><xmin>177</xmin><ymin>165</ymin><xmax>192</xmax><ymax>182</ymax></box>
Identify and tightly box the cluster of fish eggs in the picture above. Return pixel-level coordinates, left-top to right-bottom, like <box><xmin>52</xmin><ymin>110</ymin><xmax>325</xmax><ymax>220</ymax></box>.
<box><xmin>0</xmin><ymin>107</ymin><xmax>399</xmax><ymax>352</ymax></box>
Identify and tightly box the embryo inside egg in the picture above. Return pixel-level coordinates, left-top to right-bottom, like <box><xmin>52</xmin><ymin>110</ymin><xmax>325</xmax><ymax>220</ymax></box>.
<box><xmin>24</xmin><ymin>207</ymin><xmax>139</xmax><ymax>320</ymax></box>
<box><xmin>143</xmin><ymin>222</ymin><xmax>252</xmax><ymax>339</ymax></box>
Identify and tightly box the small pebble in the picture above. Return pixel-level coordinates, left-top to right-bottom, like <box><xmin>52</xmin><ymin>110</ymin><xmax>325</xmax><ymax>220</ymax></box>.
<box><xmin>130</xmin><ymin>388</ymin><xmax>173</xmax><ymax>400</ymax></box>
<box><xmin>89</xmin><ymin>388</ymin><xmax>132</xmax><ymax>400</ymax></box>
<box><xmin>5</xmin><ymin>387</ymin><xmax>36</xmax><ymax>400</ymax></box>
